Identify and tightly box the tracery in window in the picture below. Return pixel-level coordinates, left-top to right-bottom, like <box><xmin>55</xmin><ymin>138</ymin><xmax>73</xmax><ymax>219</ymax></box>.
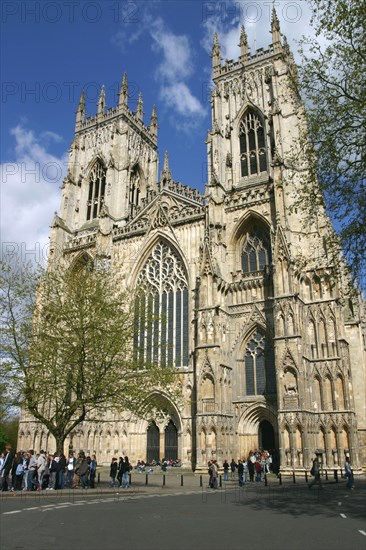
<box><xmin>244</xmin><ymin>330</ymin><xmax>276</xmax><ymax>395</ymax></box>
<box><xmin>129</xmin><ymin>165</ymin><xmax>146</xmax><ymax>216</ymax></box>
<box><xmin>86</xmin><ymin>161</ymin><xmax>106</xmax><ymax>221</ymax></box>
<box><xmin>241</xmin><ymin>224</ymin><xmax>271</xmax><ymax>273</ymax></box>
<box><xmin>134</xmin><ymin>241</ymin><xmax>189</xmax><ymax>368</ymax></box>
<box><xmin>239</xmin><ymin>110</ymin><xmax>267</xmax><ymax>177</ymax></box>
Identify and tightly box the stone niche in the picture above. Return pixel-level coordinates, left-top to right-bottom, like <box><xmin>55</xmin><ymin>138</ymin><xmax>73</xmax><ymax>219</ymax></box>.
<box><xmin>283</xmin><ymin>368</ymin><xmax>299</xmax><ymax>409</ymax></box>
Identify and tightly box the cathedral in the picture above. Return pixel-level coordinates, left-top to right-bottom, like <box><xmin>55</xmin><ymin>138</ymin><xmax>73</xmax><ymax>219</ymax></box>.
<box><xmin>18</xmin><ymin>11</ymin><xmax>366</xmax><ymax>472</ymax></box>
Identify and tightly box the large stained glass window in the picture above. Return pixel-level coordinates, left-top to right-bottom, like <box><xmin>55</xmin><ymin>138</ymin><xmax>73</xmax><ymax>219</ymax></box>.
<box><xmin>134</xmin><ymin>241</ymin><xmax>189</xmax><ymax>368</ymax></box>
<box><xmin>239</xmin><ymin>110</ymin><xmax>267</xmax><ymax>178</ymax></box>
<box><xmin>241</xmin><ymin>224</ymin><xmax>271</xmax><ymax>273</ymax></box>
<box><xmin>86</xmin><ymin>161</ymin><xmax>106</xmax><ymax>221</ymax></box>
<box><xmin>245</xmin><ymin>330</ymin><xmax>276</xmax><ymax>395</ymax></box>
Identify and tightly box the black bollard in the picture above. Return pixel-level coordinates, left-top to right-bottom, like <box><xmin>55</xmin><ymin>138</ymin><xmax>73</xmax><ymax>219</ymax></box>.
<box><xmin>163</xmin><ymin>474</ymin><xmax>165</xmax><ymax>486</ymax></box>
<box><xmin>279</xmin><ymin>473</ymin><xmax>282</xmax><ymax>485</ymax></box>
<box><xmin>265</xmin><ymin>474</ymin><xmax>268</xmax><ymax>486</ymax></box>
<box><xmin>181</xmin><ymin>474</ymin><xmax>184</xmax><ymax>487</ymax></box>
<box><xmin>334</xmin><ymin>469</ymin><xmax>338</xmax><ymax>483</ymax></box>
<box><xmin>325</xmin><ymin>470</ymin><xmax>328</xmax><ymax>481</ymax></box>
<box><xmin>305</xmin><ymin>471</ymin><xmax>308</xmax><ymax>483</ymax></box>
<box><xmin>293</xmin><ymin>471</ymin><xmax>296</xmax><ymax>483</ymax></box>
<box><xmin>129</xmin><ymin>473</ymin><xmax>131</xmax><ymax>486</ymax></box>
<box><xmin>219</xmin><ymin>475</ymin><xmax>222</xmax><ymax>487</ymax></box>
<box><xmin>145</xmin><ymin>474</ymin><xmax>148</xmax><ymax>486</ymax></box>
<box><xmin>200</xmin><ymin>475</ymin><xmax>202</xmax><ymax>487</ymax></box>
<box><xmin>97</xmin><ymin>472</ymin><xmax>100</xmax><ymax>484</ymax></box>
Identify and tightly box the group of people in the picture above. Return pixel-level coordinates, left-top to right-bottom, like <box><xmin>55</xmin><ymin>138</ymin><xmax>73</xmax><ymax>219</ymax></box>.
<box><xmin>109</xmin><ymin>456</ymin><xmax>131</xmax><ymax>488</ymax></box>
<box><xmin>208</xmin><ymin>449</ymin><xmax>276</xmax><ymax>488</ymax></box>
<box><xmin>0</xmin><ymin>445</ymin><xmax>98</xmax><ymax>492</ymax></box>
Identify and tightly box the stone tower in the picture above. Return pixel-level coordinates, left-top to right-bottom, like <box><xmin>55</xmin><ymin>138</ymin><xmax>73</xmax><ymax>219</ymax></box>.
<box><xmin>18</xmin><ymin>14</ymin><xmax>366</xmax><ymax>472</ymax></box>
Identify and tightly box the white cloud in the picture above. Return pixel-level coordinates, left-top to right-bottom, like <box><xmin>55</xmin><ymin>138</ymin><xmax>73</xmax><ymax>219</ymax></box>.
<box><xmin>0</xmin><ymin>125</ymin><xmax>67</xmax><ymax>264</ymax></box>
<box><xmin>112</xmin><ymin>12</ymin><xmax>207</xmax><ymax>128</ymax></box>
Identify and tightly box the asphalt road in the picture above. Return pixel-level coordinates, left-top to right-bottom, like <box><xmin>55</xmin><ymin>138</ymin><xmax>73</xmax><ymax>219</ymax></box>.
<box><xmin>1</xmin><ymin>478</ymin><xmax>365</xmax><ymax>550</ymax></box>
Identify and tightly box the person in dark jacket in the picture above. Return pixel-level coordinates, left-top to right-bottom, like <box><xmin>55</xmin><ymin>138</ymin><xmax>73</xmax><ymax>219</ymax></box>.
<box><xmin>0</xmin><ymin>445</ymin><xmax>15</xmax><ymax>492</ymax></box>
<box><xmin>75</xmin><ymin>453</ymin><xmax>89</xmax><ymax>489</ymax></box>
<box><xmin>89</xmin><ymin>455</ymin><xmax>97</xmax><ymax>488</ymax></box>
<box><xmin>110</xmin><ymin>458</ymin><xmax>118</xmax><ymax>487</ymax></box>
<box><xmin>121</xmin><ymin>456</ymin><xmax>130</xmax><ymax>488</ymax></box>
<box><xmin>57</xmin><ymin>453</ymin><xmax>67</xmax><ymax>489</ymax></box>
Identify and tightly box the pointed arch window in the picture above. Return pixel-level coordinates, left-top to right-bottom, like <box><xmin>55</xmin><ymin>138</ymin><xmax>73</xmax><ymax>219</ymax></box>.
<box><xmin>86</xmin><ymin>161</ymin><xmax>106</xmax><ymax>221</ymax></box>
<box><xmin>244</xmin><ymin>330</ymin><xmax>276</xmax><ymax>395</ymax></box>
<box><xmin>239</xmin><ymin>110</ymin><xmax>267</xmax><ymax>177</ymax></box>
<box><xmin>134</xmin><ymin>241</ymin><xmax>189</xmax><ymax>368</ymax></box>
<box><xmin>129</xmin><ymin>165</ymin><xmax>146</xmax><ymax>216</ymax></box>
<box><xmin>242</xmin><ymin>224</ymin><xmax>272</xmax><ymax>273</ymax></box>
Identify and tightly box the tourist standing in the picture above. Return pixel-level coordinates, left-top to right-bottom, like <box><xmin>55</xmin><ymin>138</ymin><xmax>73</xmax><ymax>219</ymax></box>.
<box><xmin>344</xmin><ymin>456</ymin><xmax>354</xmax><ymax>490</ymax></box>
<box><xmin>110</xmin><ymin>458</ymin><xmax>118</xmax><ymax>487</ymax></box>
<box><xmin>223</xmin><ymin>459</ymin><xmax>229</xmax><ymax>481</ymax></box>
<box><xmin>89</xmin><ymin>454</ymin><xmax>97</xmax><ymax>488</ymax></box>
<box><xmin>308</xmin><ymin>457</ymin><xmax>322</xmax><ymax>489</ymax></box>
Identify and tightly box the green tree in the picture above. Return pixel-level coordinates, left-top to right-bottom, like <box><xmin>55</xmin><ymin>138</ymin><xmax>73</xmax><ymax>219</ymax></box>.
<box><xmin>295</xmin><ymin>0</ymin><xmax>366</xmax><ymax>288</ymax></box>
<box><xmin>0</xmin><ymin>258</ymin><xmax>177</xmax><ymax>454</ymax></box>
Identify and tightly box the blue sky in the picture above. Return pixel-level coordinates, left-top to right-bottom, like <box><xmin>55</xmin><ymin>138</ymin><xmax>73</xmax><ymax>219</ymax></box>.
<box><xmin>1</xmin><ymin>0</ymin><xmax>312</xmax><ymax>257</ymax></box>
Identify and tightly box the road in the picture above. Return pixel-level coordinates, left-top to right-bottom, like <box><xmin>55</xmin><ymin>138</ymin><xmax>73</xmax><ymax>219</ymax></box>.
<box><xmin>1</xmin><ymin>477</ymin><xmax>365</xmax><ymax>550</ymax></box>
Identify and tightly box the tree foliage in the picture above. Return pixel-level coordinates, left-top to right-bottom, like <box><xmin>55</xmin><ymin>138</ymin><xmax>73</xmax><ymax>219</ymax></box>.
<box><xmin>295</xmin><ymin>0</ymin><xmax>366</xmax><ymax>289</ymax></box>
<box><xmin>0</xmin><ymin>258</ymin><xmax>177</xmax><ymax>453</ymax></box>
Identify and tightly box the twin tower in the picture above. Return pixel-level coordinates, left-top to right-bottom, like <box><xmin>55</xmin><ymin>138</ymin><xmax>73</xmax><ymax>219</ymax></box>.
<box><xmin>19</xmin><ymin>10</ymin><xmax>366</xmax><ymax>471</ymax></box>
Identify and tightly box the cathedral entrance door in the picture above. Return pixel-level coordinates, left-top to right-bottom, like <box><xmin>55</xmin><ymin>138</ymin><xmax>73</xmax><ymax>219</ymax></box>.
<box><xmin>258</xmin><ymin>420</ymin><xmax>275</xmax><ymax>450</ymax></box>
<box><xmin>164</xmin><ymin>420</ymin><xmax>178</xmax><ymax>460</ymax></box>
<box><xmin>147</xmin><ymin>422</ymin><xmax>160</xmax><ymax>463</ymax></box>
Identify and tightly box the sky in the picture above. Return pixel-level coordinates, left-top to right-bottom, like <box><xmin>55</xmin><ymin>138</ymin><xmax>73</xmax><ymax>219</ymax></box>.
<box><xmin>0</xmin><ymin>0</ymin><xmax>314</xmax><ymax>261</ymax></box>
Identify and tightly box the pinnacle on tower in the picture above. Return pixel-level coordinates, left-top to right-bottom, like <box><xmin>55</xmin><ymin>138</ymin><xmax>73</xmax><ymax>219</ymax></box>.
<box><xmin>136</xmin><ymin>92</ymin><xmax>144</xmax><ymax>121</ymax></box>
<box><xmin>160</xmin><ymin>150</ymin><xmax>172</xmax><ymax>185</ymax></box>
<box><xmin>271</xmin><ymin>7</ymin><xmax>282</xmax><ymax>49</ymax></box>
<box><xmin>118</xmin><ymin>72</ymin><xmax>128</xmax><ymax>106</ymax></box>
<box><xmin>97</xmin><ymin>85</ymin><xmax>106</xmax><ymax>115</ymax></box>
<box><xmin>149</xmin><ymin>104</ymin><xmax>158</xmax><ymax>136</ymax></box>
<box><xmin>239</xmin><ymin>24</ymin><xmax>249</xmax><ymax>59</ymax></box>
<box><xmin>211</xmin><ymin>32</ymin><xmax>221</xmax><ymax>68</ymax></box>
<box><xmin>75</xmin><ymin>90</ymin><xmax>86</xmax><ymax>128</ymax></box>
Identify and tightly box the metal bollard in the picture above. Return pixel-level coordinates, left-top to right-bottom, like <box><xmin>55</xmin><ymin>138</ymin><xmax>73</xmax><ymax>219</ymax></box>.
<box><xmin>279</xmin><ymin>473</ymin><xmax>282</xmax><ymax>485</ymax></box>
<box><xmin>145</xmin><ymin>474</ymin><xmax>148</xmax><ymax>485</ymax></box>
<box><xmin>325</xmin><ymin>470</ymin><xmax>328</xmax><ymax>481</ymax></box>
<box><xmin>334</xmin><ymin>469</ymin><xmax>338</xmax><ymax>483</ymax></box>
<box><xmin>97</xmin><ymin>473</ymin><xmax>100</xmax><ymax>484</ymax></box>
<box><xmin>200</xmin><ymin>475</ymin><xmax>202</xmax><ymax>487</ymax></box>
<box><xmin>163</xmin><ymin>474</ymin><xmax>165</xmax><ymax>486</ymax></box>
<box><xmin>305</xmin><ymin>471</ymin><xmax>308</xmax><ymax>483</ymax></box>
<box><xmin>265</xmin><ymin>474</ymin><xmax>268</xmax><ymax>486</ymax></box>
<box><xmin>129</xmin><ymin>473</ymin><xmax>131</xmax><ymax>486</ymax></box>
<box><xmin>219</xmin><ymin>475</ymin><xmax>222</xmax><ymax>487</ymax></box>
<box><xmin>181</xmin><ymin>475</ymin><xmax>184</xmax><ymax>486</ymax></box>
<box><xmin>293</xmin><ymin>471</ymin><xmax>296</xmax><ymax>483</ymax></box>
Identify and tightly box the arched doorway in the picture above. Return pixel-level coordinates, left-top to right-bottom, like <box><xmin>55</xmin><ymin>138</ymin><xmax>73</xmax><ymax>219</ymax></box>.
<box><xmin>147</xmin><ymin>422</ymin><xmax>160</xmax><ymax>462</ymax></box>
<box><xmin>164</xmin><ymin>420</ymin><xmax>178</xmax><ymax>460</ymax></box>
<box><xmin>258</xmin><ymin>420</ymin><xmax>275</xmax><ymax>450</ymax></box>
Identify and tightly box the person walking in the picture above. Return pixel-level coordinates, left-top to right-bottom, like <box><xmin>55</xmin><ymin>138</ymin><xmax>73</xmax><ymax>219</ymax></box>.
<box><xmin>308</xmin><ymin>457</ymin><xmax>322</xmax><ymax>489</ymax></box>
<box><xmin>230</xmin><ymin>459</ymin><xmax>236</xmax><ymax>480</ymax></box>
<box><xmin>344</xmin><ymin>456</ymin><xmax>355</xmax><ymax>490</ymax></box>
<box><xmin>121</xmin><ymin>456</ymin><xmax>130</xmax><ymax>488</ymax></box>
<box><xmin>237</xmin><ymin>460</ymin><xmax>244</xmax><ymax>487</ymax></box>
<box><xmin>110</xmin><ymin>458</ymin><xmax>118</xmax><ymax>488</ymax></box>
<box><xmin>223</xmin><ymin>459</ymin><xmax>229</xmax><ymax>482</ymax></box>
<box><xmin>89</xmin><ymin>455</ymin><xmax>97</xmax><ymax>488</ymax></box>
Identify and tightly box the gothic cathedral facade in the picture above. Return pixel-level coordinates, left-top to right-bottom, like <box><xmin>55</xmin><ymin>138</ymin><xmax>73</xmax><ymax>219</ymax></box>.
<box><xmin>18</xmin><ymin>13</ymin><xmax>366</xmax><ymax>471</ymax></box>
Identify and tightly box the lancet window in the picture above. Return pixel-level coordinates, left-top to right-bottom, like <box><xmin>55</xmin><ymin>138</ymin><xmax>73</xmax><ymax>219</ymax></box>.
<box><xmin>86</xmin><ymin>161</ymin><xmax>106</xmax><ymax>221</ymax></box>
<box><xmin>239</xmin><ymin>110</ymin><xmax>267</xmax><ymax>177</ymax></box>
<box><xmin>244</xmin><ymin>330</ymin><xmax>276</xmax><ymax>395</ymax></box>
<box><xmin>129</xmin><ymin>166</ymin><xmax>142</xmax><ymax>215</ymax></box>
<box><xmin>241</xmin><ymin>224</ymin><xmax>271</xmax><ymax>273</ymax></box>
<box><xmin>134</xmin><ymin>241</ymin><xmax>189</xmax><ymax>368</ymax></box>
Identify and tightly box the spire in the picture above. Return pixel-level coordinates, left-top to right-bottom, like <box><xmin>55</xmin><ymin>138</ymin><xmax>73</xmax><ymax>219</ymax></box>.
<box><xmin>149</xmin><ymin>104</ymin><xmax>158</xmax><ymax>136</ymax></box>
<box><xmin>75</xmin><ymin>90</ymin><xmax>86</xmax><ymax>129</ymax></box>
<box><xmin>211</xmin><ymin>32</ymin><xmax>221</xmax><ymax>68</ymax></box>
<box><xmin>271</xmin><ymin>7</ymin><xmax>282</xmax><ymax>50</ymax></box>
<box><xmin>160</xmin><ymin>150</ymin><xmax>172</xmax><ymax>185</ymax></box>
<box><xmin>97</xmin><ymin>85</ymin><xmax>106</xmax><ymax>115</ymax></box>
<box><xmin>239</xmin><ymin>24</ymin><xmax>249</xmax><ymax>60</ymax></box>
<box><xmin>136</xmin><ymin>92</ymin><xmax>144</xmax><ymax>121</ymax></box>
<box><xmin>118</xmin><ymin>72</ymin><xmax>128</xmax><ymax>106</ymax></box>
